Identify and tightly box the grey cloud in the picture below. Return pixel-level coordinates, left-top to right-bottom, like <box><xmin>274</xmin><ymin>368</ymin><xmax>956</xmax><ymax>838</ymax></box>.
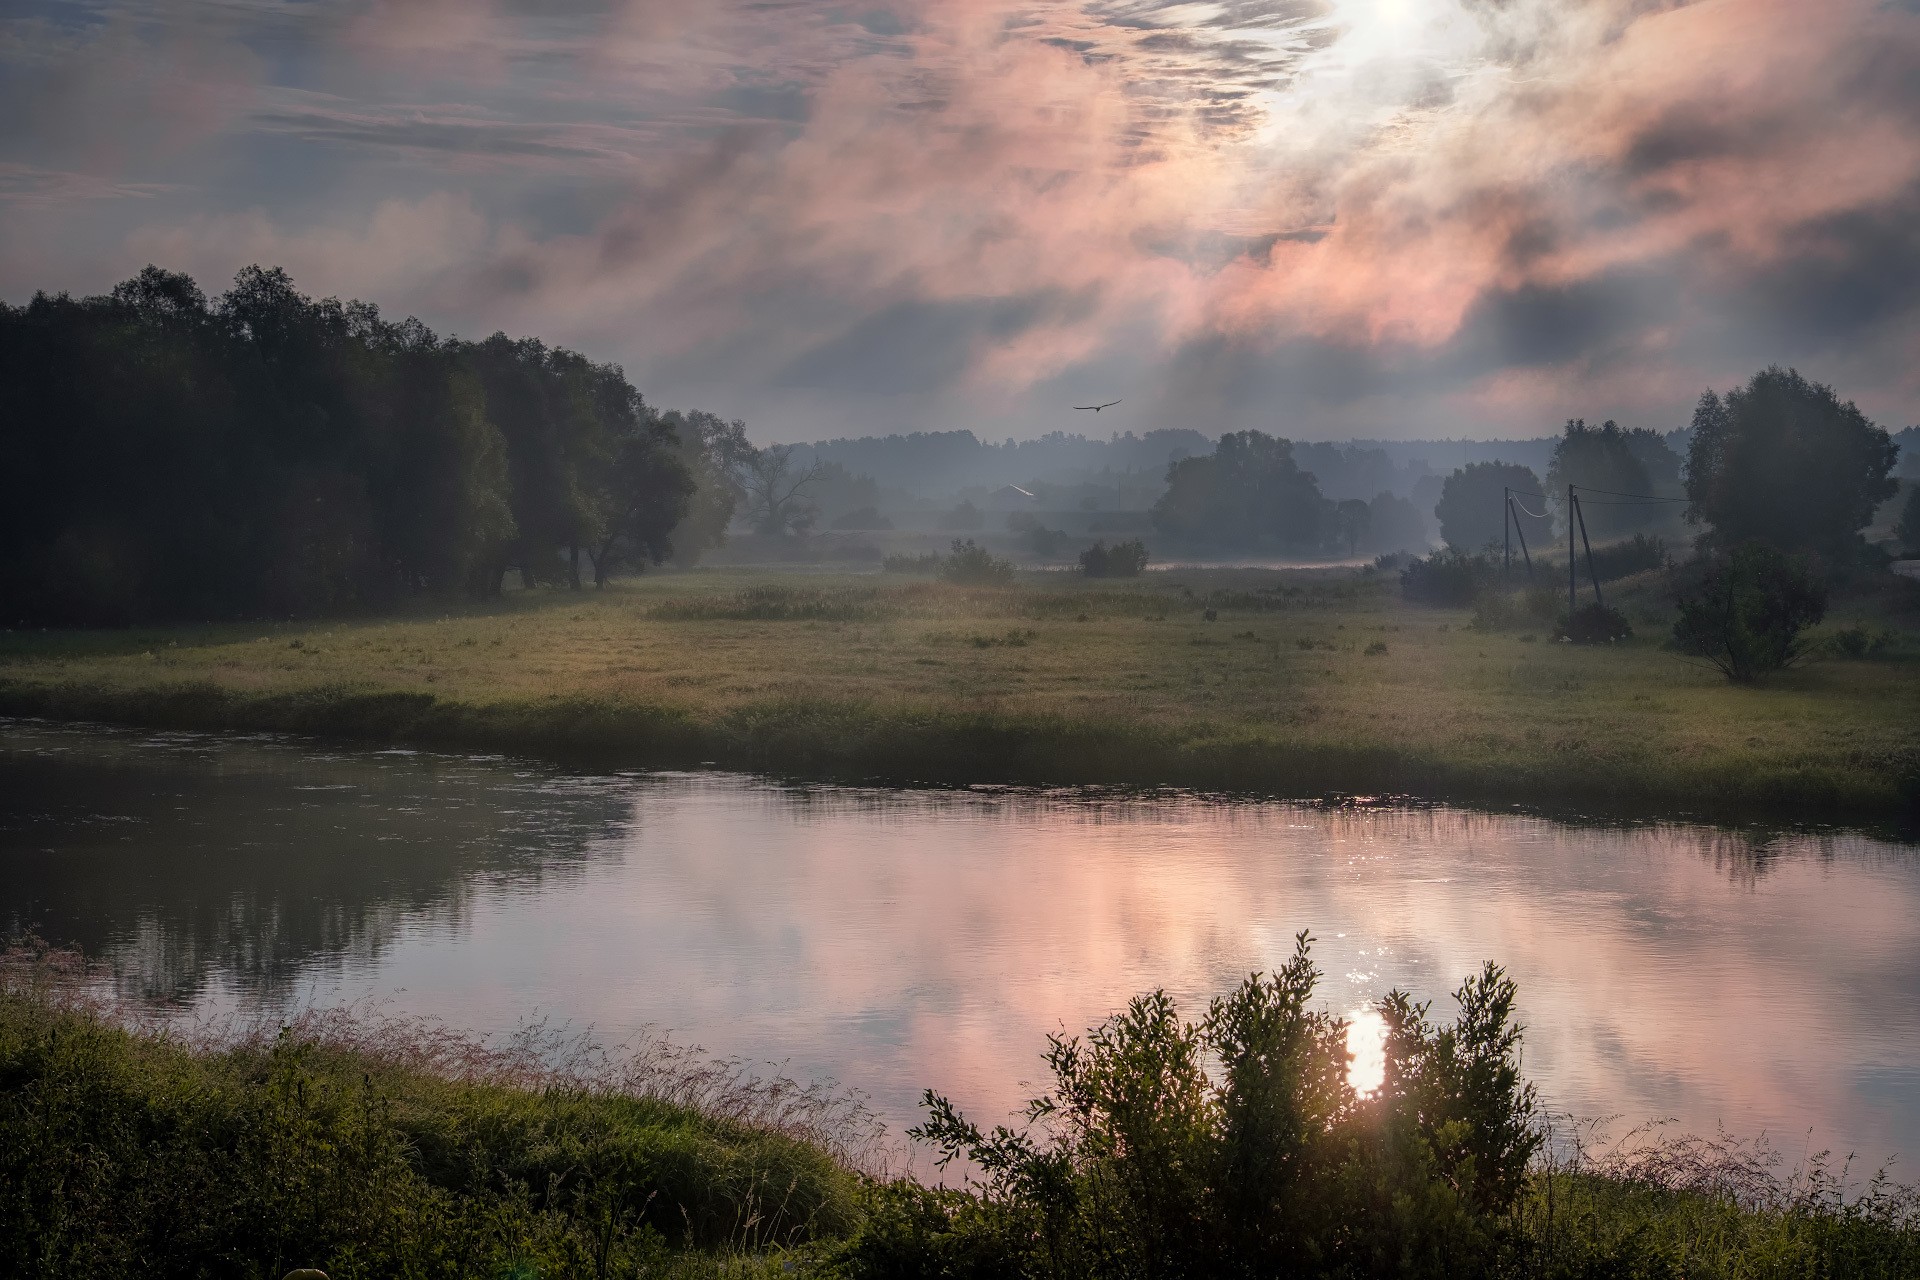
<box><xmin>776</xmin><ymin>291</ymin><xmax>1099</xmax><ymax>395</ymax></box>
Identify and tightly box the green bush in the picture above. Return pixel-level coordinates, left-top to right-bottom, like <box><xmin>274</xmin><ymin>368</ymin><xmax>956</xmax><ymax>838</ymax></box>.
<box><xmin>1400</xmin><ymin>547</ymin><xmax>1499</xmax><ymax>606</ymax></box>
<box><xmin>882</xmin><ymin>552</ymin><xmax>943</xmax><ymax>575</ymax></box>
<box><xmin>1672</xmin><ymin>541</ymin><xmax>1828</xmax><ymax>683</ymax></box>
<box><xmin>1078</xmin><ymin>539</ymin><xmax>1148</xmax><ymax>578</ymax></box>
<box><xmin>1556</xmin><ymin>603</ymin><xmax>1633</xmax><ymax>644</ymax></box>
<box><xmin>940</xmin><ymin>539</ymin><xmax>1015</xmax><ymax>586</ymax></box>
<box><xmin>848</xmin><ymin>934</ymin><xmax>1540</xmax><ymax>1279</ymax></box>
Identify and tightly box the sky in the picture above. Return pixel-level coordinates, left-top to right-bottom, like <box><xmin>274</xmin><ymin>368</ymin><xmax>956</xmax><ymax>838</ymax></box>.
<box><xmin>3</xmin><ymin>0</ymin><xmax>1918</xmax><ymax>444</ymax></box>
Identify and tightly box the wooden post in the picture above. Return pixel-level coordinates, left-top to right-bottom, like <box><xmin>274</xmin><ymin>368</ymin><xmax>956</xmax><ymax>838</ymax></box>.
<box><xmin>1575</xmin><ymin>493</ymin><xmax>1605</xmax><ymax>612</ymax></box>
<box><xmin>1503</xmin><ymin>488</ymin><xmax>1512</xmax><ymax>589</ymax></box>
<box><xmin>1567</xmin><ymin>484</ymin><xmax>1576</xmax><ymax>621</ymax></box>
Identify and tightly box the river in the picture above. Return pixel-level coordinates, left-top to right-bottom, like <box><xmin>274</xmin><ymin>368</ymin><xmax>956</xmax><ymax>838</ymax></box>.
<box><xmin>3</xmin><ymin>717</ymin><xmax>1916</xmax><ymax>1167</ymax></box>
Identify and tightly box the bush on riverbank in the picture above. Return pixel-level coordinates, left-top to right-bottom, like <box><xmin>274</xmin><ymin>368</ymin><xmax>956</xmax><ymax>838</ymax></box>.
<box><xmin>840</xmin><ymin>934</ymin><xmax>1541</xmax><ymax>1278</ymax></box>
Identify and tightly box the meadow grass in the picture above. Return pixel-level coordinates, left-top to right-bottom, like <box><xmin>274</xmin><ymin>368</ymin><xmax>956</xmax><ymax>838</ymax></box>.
<box><xmin>1</xmin><ymin>565</ymin><xmax>1916</xmax><ymax>821</ymax></box>
<box><xmin>0</xmin><ymin>946</ymin><xmax>870</xmax><ymax>1279</ymax></box>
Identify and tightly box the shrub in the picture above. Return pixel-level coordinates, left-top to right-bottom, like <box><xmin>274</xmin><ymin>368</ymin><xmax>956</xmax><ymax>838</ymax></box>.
<box><xmin>1583</xmin><ymin>533</ymin><xmax>1668</xmax><ymax>582</ymax></box>
<box><xmin>1400</xmin><ymin>547</ymin><xmax>1498</xmax><ymax>606</ymax></box>
<box><xmin>1672</xmin><ymin>541</ymin><xmax>1828</xmax><ymax>683</ymax></box>
<box><xmin>871</xmin><ymin>934</ymin><xmax>1540</xmax><ymax>1279</ymax></box>
<box><xmin>1556</xmin><ymin>603</ymin><xmax>1633</xmax><ymax>644</ymax></box>
<box><xmin>940</xmin><ymin>539</ymin><xmax>1014</xmax><ymax>586</ymax></box>
<box><xmin>1816</xmin><ymin>624</ymin><xmax>1906</xmax><ymax>660</ymax></box>
<box><xmin>1473</xmin><ymin>585</ymin><xmax>1561</xmax><ymax>630</ymax></box>
<box><xmin>1078</xmin><ymin>539</ymin><xmax>1148</xmax><ymax>578</ymax></box>
<box><xmin>882</xmin><ymin>551</ymin><xmax>943</xmax><ymax>575</ymax></box>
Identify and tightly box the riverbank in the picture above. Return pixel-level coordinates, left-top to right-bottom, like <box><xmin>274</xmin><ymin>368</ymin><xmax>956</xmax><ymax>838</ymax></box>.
<box><xmin>5</xmin><ymin>950</ymin><xmax>1915</xmax><ymax>1278</ymax></box>
<box><xmin>2</xmin><ymin>567</ymin><xmax>1916</xmax><ymax>823</ymax></box>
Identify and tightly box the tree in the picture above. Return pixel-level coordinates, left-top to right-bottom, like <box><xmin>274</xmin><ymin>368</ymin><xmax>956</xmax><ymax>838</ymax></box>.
<box><xmin>1151</xmin><ymin>430</ymin><xmax>1325</xmax><ymax>550</ymax></box>
<box><xmin>1079</xmin><ymin>539</ymin><xmax>1148</xmax><ymax>578</ymax></box>
<box><xmin>1685</xmin><ymin>367</ymin><xmax>1897</xmax><ymax>557</ymax></box>
<box><xmin>1434</xmin><ymin>461</ymin><xmax>1550</xmax><ymax>553</ymax></box>
<box><xmin>740</xmin><ymin>444</ymin><xmax>822</xmax><ymax>536</ymax></box>
<box><xmin>660</xmin><ymin>409</ymin><xmax>752</xmax><ymax>565</ymax></box>
<box><xmin>584</xmin><ymin>405</ymin><xmax>695</xmax><ymax>586</ymax></box>
<box><xmin>1364</xmin><ymin>491</ymin><xmax>1429</xmax><ymax>555</ymax></box>
<box><xmin>1895</xmin><ymin>485</ymin><xmax>1920</xmax><ymax>554</ymax></box>
<box><xmin>0</xmin><ymin>262</ymin><xmax>730</xmax><ymax>622</ymax></box>
<box><xmin>1672</xmin><ymin>541</ymin><xmax>1828</xmax><ymax>683</ymax></box>
<box><xmin>1332</xmin><ymin>498</ymin><xmax>1370</xmax><ymax>556</ymax></box>
<box><xmin>1546</xmin><ymin>419</ymin><xmax>1673</xmax><ymax>539</ymax></box>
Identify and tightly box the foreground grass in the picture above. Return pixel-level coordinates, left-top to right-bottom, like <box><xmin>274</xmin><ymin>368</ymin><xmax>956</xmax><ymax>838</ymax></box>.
<box><xmin>2</xmin><ymin>566</ymin><xmax>1917</xmax><ymax>820</ymax></box>
<box><xmin>0</xmin><ymin>953</ymin><xmax>866</xmax><ymax>1278</ymax></box>
<box><xmin>7</xmin><ymin>953</ymin><xmax>1915</xmax><ymax>1279</ymax></box>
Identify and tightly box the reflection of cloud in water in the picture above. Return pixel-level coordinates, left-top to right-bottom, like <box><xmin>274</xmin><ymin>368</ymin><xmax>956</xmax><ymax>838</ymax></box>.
<box><xmin>2</xmin><ymin>721</ymin><xmax>1916</xmax><ymax>1168</ymax></box>
<box><xmin>523</xmin><ymin>780</ymin><xmax>1919</xmax><ymax>1164</ymax></box>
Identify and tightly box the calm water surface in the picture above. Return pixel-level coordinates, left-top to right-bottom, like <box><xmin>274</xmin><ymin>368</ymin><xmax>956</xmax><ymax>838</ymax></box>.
<box><xmin>3</xmin><ymin>718</ymin><xmax>1916</xmax><ymax>1163</ymax></box>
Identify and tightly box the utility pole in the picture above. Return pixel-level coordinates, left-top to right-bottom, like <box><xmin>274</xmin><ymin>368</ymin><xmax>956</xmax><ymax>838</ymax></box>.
<box><xmin>1567</xmin><ymin>483</ymin><xmax>1576</xmax><ymax>621</ymax></box>
<box><xmin>1503</xmin><ymin>487</ymin><xmax>1512</xmax><ymax>589</ymax></box>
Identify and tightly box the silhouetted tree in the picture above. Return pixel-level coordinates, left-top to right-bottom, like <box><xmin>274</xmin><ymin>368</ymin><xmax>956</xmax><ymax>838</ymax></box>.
<box><xmin>1332</xmin><ymin>498</ymin><xmax>1370</xmax><ymax>556</ymax></box>
<box><xmin>0</xmin><ymin>264</ymin><xmax>718</xmax><ymax>622</ymax></box>
<box><xmin>1546</xmin><ymin>419</ymin><xmax>1673</xmax><ymax>539</ymax></box>
<box><xmin>742</xmin><ymin>444</ymin><xmax>823</xmax><ymax>536</ymax></box>
<box><xmin>1151</xmin><ymin>430</ymin><xmax>1325</xmax><ymax>550</ymax></box>
<box><xmin>1364</xmin><ymin>491</ymin><xmax>1429</xmax><ymax>554</ymax></box>
<box><xmin>1897</xmin><ymin>486</ymin><xmax>1920</xmax><ymax>554</ymax></box>
<box><xmin>1685</xmin><ymin>367</ymin><xmax>1897</xmax><ymax>558</ymax></box>
<box><xmin>1435</xmin><ymin>461</ymin><xmax>1549</xmax><ymax>553</ymax></box>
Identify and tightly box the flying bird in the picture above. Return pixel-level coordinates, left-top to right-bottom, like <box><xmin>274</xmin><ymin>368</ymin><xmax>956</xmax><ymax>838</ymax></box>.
<box><xmin>1073</xmin><ymin>399</ymin><xmax>1122</xmax><ymax>412</ymax></box>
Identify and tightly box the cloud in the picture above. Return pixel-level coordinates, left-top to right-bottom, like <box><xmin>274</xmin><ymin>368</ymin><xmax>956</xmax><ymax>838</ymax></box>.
<box><xmin>3</xmin><ymin>0</ymin><xmax>1919</xmax><ymax>438</ymax></box>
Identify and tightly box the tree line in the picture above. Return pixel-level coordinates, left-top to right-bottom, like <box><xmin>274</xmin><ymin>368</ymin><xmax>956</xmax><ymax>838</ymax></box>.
<box><xmin>1</xmin><ymin>265</ymin><xmax>755</xmax><ymax>625</ymax></box>
<box><xmin>1150</xmin><ymin>367</ymin><xmax>1900</xmax><ymax>563</ymax></box>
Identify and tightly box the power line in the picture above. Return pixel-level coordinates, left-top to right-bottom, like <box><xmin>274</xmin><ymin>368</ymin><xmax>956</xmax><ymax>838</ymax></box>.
<box><xmin>1568</xmin><ymin>484</ymin><xmax>1687</xmax><ymax>502</ymax></box>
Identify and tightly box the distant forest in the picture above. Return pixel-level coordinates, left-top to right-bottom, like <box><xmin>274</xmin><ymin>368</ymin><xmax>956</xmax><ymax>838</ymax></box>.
<box><xmin>5</xmin><ymin>265</ymin><xmax>1911</xmax><ymax>625</ymax></box>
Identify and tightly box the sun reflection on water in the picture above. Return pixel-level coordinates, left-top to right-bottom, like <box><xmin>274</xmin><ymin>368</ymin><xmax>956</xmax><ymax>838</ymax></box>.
<box><xmin>1346</xmin><ymin>1006</ymin><xmax>1388</xmax><ymax>1097</ymax></box>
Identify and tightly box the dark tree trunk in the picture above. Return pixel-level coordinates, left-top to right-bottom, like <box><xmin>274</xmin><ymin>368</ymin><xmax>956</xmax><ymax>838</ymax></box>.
<box><xmin>568</xmin><ymin>544</ymin><xmax>581</xmax><ymax>591</ymax></box>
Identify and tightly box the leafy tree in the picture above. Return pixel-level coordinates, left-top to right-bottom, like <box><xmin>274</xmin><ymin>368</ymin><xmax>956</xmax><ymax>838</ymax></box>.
<box><xmin>1151</xmin><ymin>430</ymin><xmax>1325</xmax><ymax>550</ymax></box>
<box><xmin>1546</xmin><ymin>419</ymin><xmax>1678</xmax><ymax>539</ymax></box>
<box><xmin>660</xmin><ymin>410</ymin><xmax>752</xmax><ymax>565</ymax></box>
<box><xmin>1685</xmin><ymin>367</ymin><xmax>1897</xmax><ymax>557</ymax></box>
<box><xmin>1435</xmin><ymin>461</ymin><xmax>1550</xmax><ymax>553</ymax></box>
<box><xmin>1896</xmin><ymin>486</ymin><xmax>1920</xmax><ymax>554</ymax></box>
<box><xmin>1672</xmin><ymin>541</ymin><xmax>1828</xmax><ymax>683</ymax></box>
<box><xmin>1364</xmin><ymin>491</ymin><xmax>1429</xmax><ymax>555</ymax></box>
<box><xmin>585</xmin><ymin>409</ymin><xmax>695</xmax><ymax>587</ymax></box>
<box><xmin>1332</xmin><ymin>498</ymin><xmax>1370</xmax><ymax>556</ymax></box>
<box><xmin>0</xmin><ymin>264</ymin><xmax>718</xmax><ymax>621</ymax></box>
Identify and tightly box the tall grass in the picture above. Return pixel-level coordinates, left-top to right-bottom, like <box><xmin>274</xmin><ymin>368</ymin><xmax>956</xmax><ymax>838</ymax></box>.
<box><xmin>0</xmin><ymin>945</ymin><xmax>870</xmax><ymax>1278</ymax></box>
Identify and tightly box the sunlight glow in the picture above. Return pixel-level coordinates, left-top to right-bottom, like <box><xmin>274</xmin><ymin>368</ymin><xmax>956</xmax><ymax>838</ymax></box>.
<box><xmin>1346</xmin><ymin>1006</ymin><xmax>1388</xmax><ymax>1097</ymax></box>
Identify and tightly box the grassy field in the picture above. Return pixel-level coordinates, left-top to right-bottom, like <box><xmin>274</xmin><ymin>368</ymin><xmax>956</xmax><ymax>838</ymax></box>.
<box><xmin>2</xmin><ymin>565</ymin><xmax>1917</xmax><ymax>822</ymax></box>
